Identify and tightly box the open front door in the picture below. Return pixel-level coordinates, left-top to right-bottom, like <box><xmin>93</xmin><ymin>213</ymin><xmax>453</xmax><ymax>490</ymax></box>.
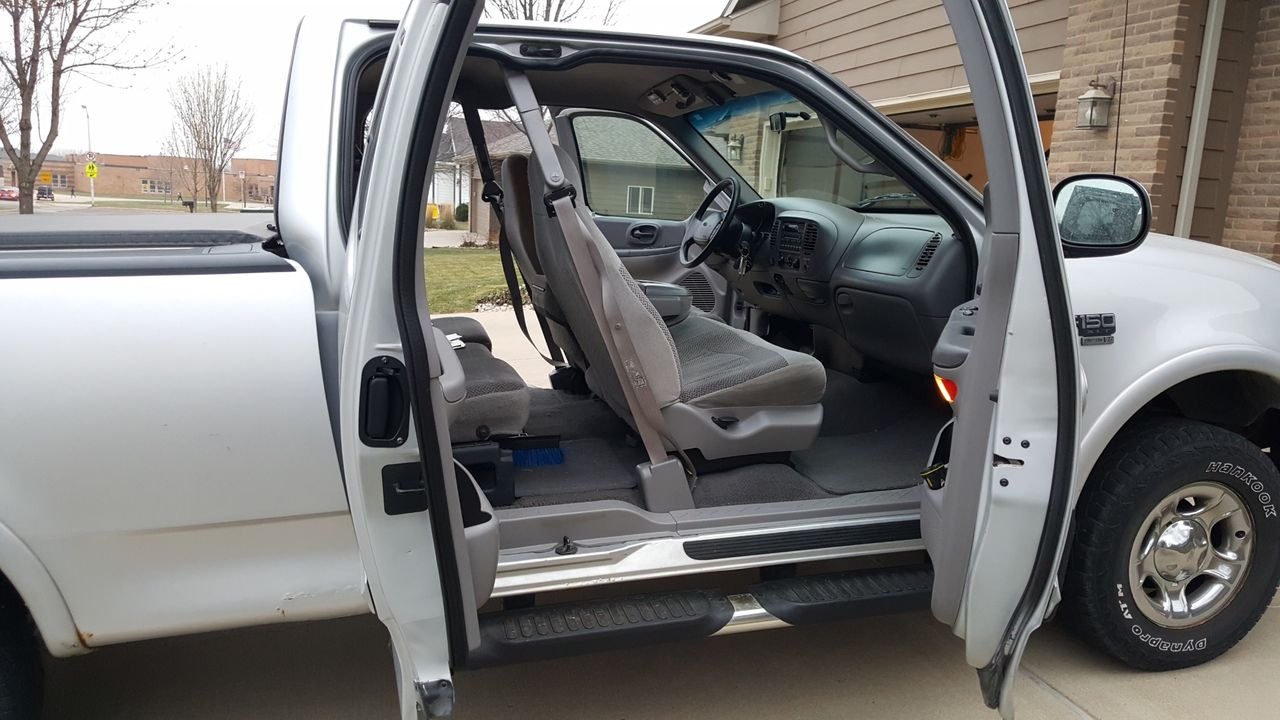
<box><xmin>340</xmin><ymin>1</ymin><xmax>482</xmax><ymax>718</ymax></box>
<box><xmin>923</xmin><ymin>0</ymin><xmax>1080</xmax><ymax>715</ymax></box>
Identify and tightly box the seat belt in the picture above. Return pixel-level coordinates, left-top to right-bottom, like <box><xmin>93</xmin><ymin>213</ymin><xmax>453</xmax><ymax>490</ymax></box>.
<box><xmin>460</xmin><ymin>104</ymin><xmax>565</xmax><ymax>367</ymax></box>
<box><xmin>504</xmin><ymin>71</ymin><xmax>684</xmax><ymax>482</ymax></box>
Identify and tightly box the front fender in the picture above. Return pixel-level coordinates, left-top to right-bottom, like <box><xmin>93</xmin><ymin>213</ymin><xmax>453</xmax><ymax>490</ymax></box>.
<box><xmin>1078</xmin><ymin>344</ymin><xmax>1280</xmax><ymax>496</ymax></box>
<box><xmin>0</xmin><ymin>519</ymin><xmax>85</xmax><ymax>657</ymax></box>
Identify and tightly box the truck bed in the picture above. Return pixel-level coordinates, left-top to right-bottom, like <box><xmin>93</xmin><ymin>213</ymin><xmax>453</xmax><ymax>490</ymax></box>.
<box><xmin>0</xmin><ymin>212</ymin><xmax>364</xmax><ymax>654</ymax></box>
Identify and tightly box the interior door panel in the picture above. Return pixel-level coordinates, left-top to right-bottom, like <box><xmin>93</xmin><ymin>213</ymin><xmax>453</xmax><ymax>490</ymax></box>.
<box><xmin>559</xmin><ymin>110</ymin><xmax>730</xmax><ymax>316</ymax></box>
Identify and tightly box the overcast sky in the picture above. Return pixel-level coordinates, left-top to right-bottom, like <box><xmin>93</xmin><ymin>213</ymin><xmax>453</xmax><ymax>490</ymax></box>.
<box><xmin>47</xmin><ymin>0</ymin><xmax>727</xmax><ymax>159</ymax></box>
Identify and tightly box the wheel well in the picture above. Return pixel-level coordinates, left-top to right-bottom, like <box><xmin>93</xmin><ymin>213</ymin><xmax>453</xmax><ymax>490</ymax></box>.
<box><xmin>1132</xmin><ymin>370</ymin><xmax>1280</xmax><ymax>456</ymax></box>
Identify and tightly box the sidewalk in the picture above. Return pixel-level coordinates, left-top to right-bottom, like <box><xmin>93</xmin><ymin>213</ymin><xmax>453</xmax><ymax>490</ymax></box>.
<box><xmin>436</xmin><ymin>309</ymin><xmax>554</xmax><ymax>388</ymax></box>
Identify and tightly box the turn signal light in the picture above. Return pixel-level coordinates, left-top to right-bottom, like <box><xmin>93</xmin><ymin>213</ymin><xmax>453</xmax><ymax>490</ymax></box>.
<box><xmin>934</xmin><ymin>374</ymin><xmax>958</xmax><ymax>404</ymax></box>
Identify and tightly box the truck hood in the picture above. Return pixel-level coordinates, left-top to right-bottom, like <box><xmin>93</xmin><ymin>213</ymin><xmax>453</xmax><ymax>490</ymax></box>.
<box><xmin>1136</xmin><ymin>232</ymin><xmax>1280</xmax><ymax>274</ymax></box>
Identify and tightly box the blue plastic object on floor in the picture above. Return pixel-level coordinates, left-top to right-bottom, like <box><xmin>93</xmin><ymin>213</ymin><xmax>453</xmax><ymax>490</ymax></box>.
<box><xmin>512</xmin><ymin>446</ymin><xmax>565</xmax><ymax>467</ymax></box>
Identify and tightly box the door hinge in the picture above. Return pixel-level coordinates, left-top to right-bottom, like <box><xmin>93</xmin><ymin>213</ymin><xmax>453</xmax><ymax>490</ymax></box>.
<box><xmin>416</xmin><ymin>679</ymin><xmax>454</xmax><ymax>718</ymax></box>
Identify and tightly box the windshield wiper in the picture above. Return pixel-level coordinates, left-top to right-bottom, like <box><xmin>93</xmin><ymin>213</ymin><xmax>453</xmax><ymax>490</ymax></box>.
<box><xmin>853</xmin><ymin>192</ymin><xmax>919</xmax><ymax>210</ymax></box>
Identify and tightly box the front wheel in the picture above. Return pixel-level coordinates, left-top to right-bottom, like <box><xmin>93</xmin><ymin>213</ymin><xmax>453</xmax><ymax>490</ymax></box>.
<box><xmin>0</xmin><ymin>583</ymin><xmax>40</xmax><ymax>719</ymax></box>
<box><xmin>1064</xmin><ymin>418</ymin><xmax>1280</xmax><ymax>670</ymax></box>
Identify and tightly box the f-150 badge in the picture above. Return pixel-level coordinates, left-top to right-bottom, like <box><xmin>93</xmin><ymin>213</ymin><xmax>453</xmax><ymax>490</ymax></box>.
<box><xmin>1075</xmin><ymin>313</ymin><xmax>1116</xmax><ymax>346</ymax></box>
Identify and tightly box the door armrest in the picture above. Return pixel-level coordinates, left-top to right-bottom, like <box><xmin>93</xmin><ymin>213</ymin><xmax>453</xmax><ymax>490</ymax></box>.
<box><xmin>638</xmin><ymin>280</ymin><xmax>692</xmax><ymax>326</ymax></box>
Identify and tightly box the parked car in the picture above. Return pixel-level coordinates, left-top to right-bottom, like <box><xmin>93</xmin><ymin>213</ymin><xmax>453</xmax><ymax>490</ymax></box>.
<box><xmin>0</xmin><ymin>187</ymin><xmax>17</xmax><ymax>201</ymax></box>
<box><xmin>35</xmin><ymin>186</ymin><xmax>53</xmax><ymax>201</ymax></box>
<box><xmin>2</xmin><ymin>1</ymin><xmax>1279</xmax><ymax>719</ymax></box>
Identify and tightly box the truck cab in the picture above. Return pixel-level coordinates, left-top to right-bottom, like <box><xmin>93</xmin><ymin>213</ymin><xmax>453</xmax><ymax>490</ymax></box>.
<box><xmin>2</xmin><ymin>2</ymin><xmax>1279</xmax><ymax>719</ymax></box>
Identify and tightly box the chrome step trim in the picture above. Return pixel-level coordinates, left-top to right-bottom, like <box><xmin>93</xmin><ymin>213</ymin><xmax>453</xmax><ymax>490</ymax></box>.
<box><xmin>712</xmin><ymin>593</ymin><xmax>790</xmax><ymax>636</ymax></box>
<box><xmin>491</xmin><ymin>512</ymin><xmax>924</xmax><ymax>598</ymax></box>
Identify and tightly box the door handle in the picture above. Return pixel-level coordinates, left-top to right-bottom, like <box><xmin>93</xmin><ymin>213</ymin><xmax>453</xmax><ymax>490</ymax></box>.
<box><xmin>360</xmin><ymin>356</ymin><xmax>409</xmax><ymax>447</ymax></box>
<box><xmin>628</xmin><ymin>224</ymin><xmax>659</xmax><ymax>245</ymax></box>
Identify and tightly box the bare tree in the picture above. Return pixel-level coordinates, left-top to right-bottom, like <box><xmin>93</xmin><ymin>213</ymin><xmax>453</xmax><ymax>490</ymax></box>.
<box><xmin>0</xmin><ymin>0</ymin><xmax>167</xmax><ymax>213</ymax></box>
<box><xmin>168</xmin><ymin>65</ymin><xmax>252</xmax><ymax>212</ymax></box>
<box><xmin>487</xmin><ymin>0</ymin><xmax>623</xmax><ymax>25</ymax></box>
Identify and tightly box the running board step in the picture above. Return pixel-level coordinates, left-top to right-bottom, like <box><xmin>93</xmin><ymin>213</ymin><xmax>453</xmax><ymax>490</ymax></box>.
<box><xmin>749</xmin><ymin>565</ymin><xmax>933</xmax><ymax>626</ymax></box>
<box><xmin>467</xmin><ymin>565</ymin><xmax>933</xmax><ymax>667</ymax></box>
<box><xmin>467</xmin><ymin>590</ymin><xmax>734</xmax><ymax>667</ymax></box>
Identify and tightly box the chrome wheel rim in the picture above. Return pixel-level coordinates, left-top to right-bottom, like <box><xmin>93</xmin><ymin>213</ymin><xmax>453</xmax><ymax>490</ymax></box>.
<box><xmin>1128</xmin><ymin>481</ymin><xmax>1254</xmax><ymax>629</ymax></box>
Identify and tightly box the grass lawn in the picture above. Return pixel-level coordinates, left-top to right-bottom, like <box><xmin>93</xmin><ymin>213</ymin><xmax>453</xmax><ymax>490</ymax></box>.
<box><xmin>425</xmin><ymin>247</ymin><xmax>519</xmax><ymax>314</ymax></box>
<box><xmin>84</xmin><ymin>199</ymin><xmax>229</xmax><ymax>212</ymax></box>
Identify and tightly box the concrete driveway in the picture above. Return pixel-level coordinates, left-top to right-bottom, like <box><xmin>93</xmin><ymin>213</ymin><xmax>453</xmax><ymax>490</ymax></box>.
<box><xmin>42</xmin><ymin>604</ymin><xmax>1280</xmax><ymax>719</ymax></box>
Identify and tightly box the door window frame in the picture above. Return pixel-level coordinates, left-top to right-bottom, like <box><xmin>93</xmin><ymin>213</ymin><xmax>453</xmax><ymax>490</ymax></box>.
<box><xmin>559</xmin><ymin>109</ymin><xmax>717</xmax><ymax>221</ymax></box>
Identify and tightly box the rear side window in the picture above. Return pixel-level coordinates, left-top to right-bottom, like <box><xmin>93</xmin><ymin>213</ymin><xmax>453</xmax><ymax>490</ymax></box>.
<box><xmin>571</xmin><ymin>115</ymin><xmax>705</xmax><ymax>221</ymax></box>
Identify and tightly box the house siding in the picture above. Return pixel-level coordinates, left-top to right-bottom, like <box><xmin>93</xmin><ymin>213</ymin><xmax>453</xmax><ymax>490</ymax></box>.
<box><xmin>774</xmin><ymin>0</ymin><xmax>1068</xmax><ymax>102</ymax></box>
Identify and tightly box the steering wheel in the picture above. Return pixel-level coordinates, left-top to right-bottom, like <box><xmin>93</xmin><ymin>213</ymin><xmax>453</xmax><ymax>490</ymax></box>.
<box><xmin>680</xmin><ymin>177</ymin><xmax>740</xmax><ymax>268</ymax></box>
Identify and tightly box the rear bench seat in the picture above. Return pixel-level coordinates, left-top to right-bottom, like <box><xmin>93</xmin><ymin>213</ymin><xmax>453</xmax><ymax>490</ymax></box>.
<box><xmin>432</xmin><ymin>317</ymin><xmax>530</xmax><ymax>443</ymax></box>
<box><xmin>433</xmin><ymin>316</ymin><xmax>492</xmax><ymax>351</ymax></box>
<box><xmin>433</xmin><ymin>317</ymin><xmax>530</xmax><ymax>506</ymax></box>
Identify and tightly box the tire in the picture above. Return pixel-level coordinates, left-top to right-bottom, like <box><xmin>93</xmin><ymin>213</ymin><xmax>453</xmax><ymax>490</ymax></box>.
<box><xmin>0</xmin><ymin>583</ymin><xmax>40</xmax><ymax>720</ymax></box>
<box><xmin>1064</xmin><ymin>417</ymin><xmax>1280</xmax><ymax>671</ymax></box>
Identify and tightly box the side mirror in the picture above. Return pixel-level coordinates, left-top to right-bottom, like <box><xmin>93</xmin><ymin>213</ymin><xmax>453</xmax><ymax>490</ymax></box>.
<box><xmin>1052</xmin><ymin>174</ymin><xmax>1151</xmax><ymax>257</ymax></box>
<box><xmin>769</xmin><ymin>112</ymin><xmax>786</xmax><ymax>133</ymax></box>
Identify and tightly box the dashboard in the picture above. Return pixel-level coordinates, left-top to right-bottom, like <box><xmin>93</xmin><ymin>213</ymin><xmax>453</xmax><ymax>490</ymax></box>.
<box><xmin>725</xmin><ymin>198</ymin><xmax>969</xmax><ymax>375</ymax></box>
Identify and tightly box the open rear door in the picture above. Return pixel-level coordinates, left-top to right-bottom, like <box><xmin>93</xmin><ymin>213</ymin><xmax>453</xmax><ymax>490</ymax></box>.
<box><xmin>923</xmin><ymin>0</ymin><xmax>1081</xmax><ymax>715</ymax></box>
<box><xmin>339</xmin><ymin>1</ymin><xmax>482</xmax><ymax>718</ymax></box>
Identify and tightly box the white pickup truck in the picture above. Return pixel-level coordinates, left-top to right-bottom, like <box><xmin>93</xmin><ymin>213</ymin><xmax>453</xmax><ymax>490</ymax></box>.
<box><xmin>3</xmin><ymin>1</ymin><xmax>1280</xmax><ymax>718</ymax></box>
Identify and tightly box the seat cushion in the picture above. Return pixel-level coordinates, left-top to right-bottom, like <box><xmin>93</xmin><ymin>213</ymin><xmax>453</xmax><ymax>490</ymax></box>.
<box><xmin>433</xmin><ymin>316</ymin><xmax>491</xmax><ymax>351</ymax></box>
<box><xmin>450</xmin><ymin>344</ymin><xmax>530</xmax><ymax>443</ymax></box>
<box><xmin>669</xmin><ymin>315</ymin><xmax>826</xmax><ymax>409</ymax></box>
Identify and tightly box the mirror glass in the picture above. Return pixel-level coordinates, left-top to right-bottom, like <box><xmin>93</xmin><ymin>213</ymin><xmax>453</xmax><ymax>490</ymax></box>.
<box><xmin>1054</xmin><ymin>176</ymin><xmax>1147</xmax><ymax>247</ymax></box>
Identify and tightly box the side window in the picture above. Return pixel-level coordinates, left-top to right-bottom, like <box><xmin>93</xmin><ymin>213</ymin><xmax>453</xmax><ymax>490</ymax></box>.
<box><xmin>571</xmin><ymin>115</ymin><xmax>705</xmax><ymax>221</ymax></box>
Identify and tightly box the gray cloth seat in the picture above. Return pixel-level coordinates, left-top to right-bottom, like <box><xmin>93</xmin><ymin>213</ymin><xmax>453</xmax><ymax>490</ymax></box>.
<box><xmin>523</xmin><ymin>143</ymin><xmax>827</xmax><ymax>460</ymax></box>
<box><xmin>433</xmin><ymin>316</ymin><xmax>491</xmax><ymax>351</ymax></box>
<box><xmin>449</xmin><ymin>343</ymin><xmax>530</xmax><ymax>443</ymax></box>
<box><xmin>670</xmin><ymin>313</ymin><xmax>825</xmax><ymax>408</ymax></box>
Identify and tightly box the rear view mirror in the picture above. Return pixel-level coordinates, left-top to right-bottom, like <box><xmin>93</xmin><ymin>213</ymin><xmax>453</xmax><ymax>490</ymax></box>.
<box><xmin>768</xmin><ymin>110</ymin><xmax>811</xmax><ymax>133</ymax></box>
<box><xmin>1052</xmin><ymin>174</ymin><xmax>1151</xmax><ymax>256</ymax></box>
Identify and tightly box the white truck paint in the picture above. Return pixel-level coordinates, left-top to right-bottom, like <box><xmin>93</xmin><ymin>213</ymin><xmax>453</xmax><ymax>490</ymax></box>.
<box><xmin>0</xmin><ymin>3</ymin><xmax>1278</xmax><ymax>718</ymax></box>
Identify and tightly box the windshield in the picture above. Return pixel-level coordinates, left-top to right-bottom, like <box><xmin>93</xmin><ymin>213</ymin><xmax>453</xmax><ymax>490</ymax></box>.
<box><xmin>689</xmin><ymin>90</ymin><xmax>928</xmax><ymax>211</ymax></box>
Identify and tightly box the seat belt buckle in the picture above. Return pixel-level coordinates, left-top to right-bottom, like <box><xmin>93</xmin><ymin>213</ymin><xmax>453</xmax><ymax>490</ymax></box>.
<box><xmin>544</xmin><ymin>184</ymin><xmax>577</xmax><ymax>217</ymax></box>
<box><xmin>481</xmin><ymin>180</ymin><xmax>504</xmax><ymax>207</ymax></box>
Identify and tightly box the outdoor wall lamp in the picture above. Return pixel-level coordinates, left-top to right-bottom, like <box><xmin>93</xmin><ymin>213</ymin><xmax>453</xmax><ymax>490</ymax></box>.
<box><xmin>1076</xmin><ymin>78</ymin><xmax>1116</xmax><ymax>129</ymax></box>
<box><xmin>727</xmin><ymin>134</ymin><xmax>745</xmax><ymax>162</ymax></box>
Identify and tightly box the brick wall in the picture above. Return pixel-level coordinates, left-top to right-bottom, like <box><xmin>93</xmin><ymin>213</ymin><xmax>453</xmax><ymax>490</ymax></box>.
<box><xmin>1221</xmin><ymin>1</ymin><xmax>1280</xmax><ymax>259</ymax></box>
<box><xmin>1046</xmin><ymin>0</ymin><xmax>1197</xmax><ymax>234</ymax></box>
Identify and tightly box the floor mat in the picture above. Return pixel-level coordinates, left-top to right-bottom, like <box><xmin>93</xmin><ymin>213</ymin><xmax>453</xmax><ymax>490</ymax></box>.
<box><xmin>526</xmin><ymin>388</ymin><xmax>629</xmax><ymax>441</ymax></box>
<box><xmin>793</xmin><ymin>410</ymin><xmax>947</xmax><ymax>495</ymax></box>
<box><xmin>794</xmin><ymin>370</ymin><xmax>950</xmax><ymax>495</ymax></box>
<box><xmin>512</xmin><ymin>437</ymin><xmax>644</xmax><ymax>498</ymax></box>
<box><xmin>692</xmin><ymin>464</ymin><xmax>834</xmax><ymax>508</ymax></box>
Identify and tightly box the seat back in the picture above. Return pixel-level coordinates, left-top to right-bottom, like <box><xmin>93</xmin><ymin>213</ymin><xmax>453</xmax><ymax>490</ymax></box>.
<box><xmin>527</xmin><ymin>144</ymin><xmax>683</xmax><ymax>420</ymax></box>
<box><xmin>499</xmin><ymin>153</ymin><xmax>586</xmax><ymax>369</ymax></box>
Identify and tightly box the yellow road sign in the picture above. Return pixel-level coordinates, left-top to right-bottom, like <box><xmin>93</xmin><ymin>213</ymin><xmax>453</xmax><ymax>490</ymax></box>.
<box><xmin>84</xmin><ymin>162</ymin><xmax>98</xmax><ymax>179</ymax></box>
<box><xmin>37</xmin><ymin>171</ymin><xmax>51</xmax><ymax>184</ymax></box>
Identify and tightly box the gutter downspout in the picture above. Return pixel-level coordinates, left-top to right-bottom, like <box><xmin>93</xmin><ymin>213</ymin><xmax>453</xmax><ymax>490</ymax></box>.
<box><xmin>1173</xmin><ymin>0</ymin><xmax>1226</xmax><ymax>239</ymax></box>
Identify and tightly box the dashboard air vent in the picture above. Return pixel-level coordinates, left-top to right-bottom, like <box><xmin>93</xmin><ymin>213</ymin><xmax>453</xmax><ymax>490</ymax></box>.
<box><xmin>913</xmin><ymin>233</ymin><xmax>943</xmax><ymax>272</ymax></box>
<box><xmin>763</xmin><ymin>219</ymin><xmax>780</xmax><ymax>248</ymax></box>
<box><xmin>802</xmin><ymin>222</ymin><xmax>819</xmax><ymax>255</ymax></box>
